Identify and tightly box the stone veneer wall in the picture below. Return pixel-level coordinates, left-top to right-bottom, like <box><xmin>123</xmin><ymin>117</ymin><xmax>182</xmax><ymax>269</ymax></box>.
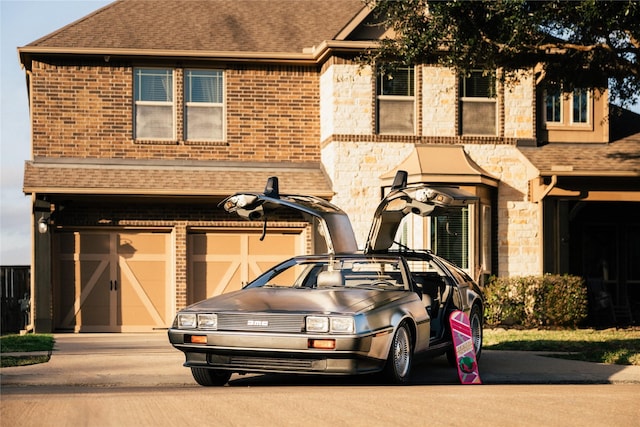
<box><xmin>321</xmin><ymin>62</ymin><xmax>543</xmax><ymax>277</ymax></box>
<box><xmin>320</xmin><ymin>63</ymin><xmax>373</xmax><ymax>140</ymax></box>
<box><xmin>322</xmin><ymin>141</ymin><xmax>415</xmax><ymax>247</ymax></box>
<box><xmin>503</xmin><ymin>71</ymin><xmax>535</xmax><ymax>139</ymax></box>
<box><xmin>464</xmin><ymin>145</ymin><xmax>541</xmax><ymax>276</ymax></box>
<box><xmin>422</xmin><ymin>66</ymin><xmax>457</xmax><ymax>137</ymax></box>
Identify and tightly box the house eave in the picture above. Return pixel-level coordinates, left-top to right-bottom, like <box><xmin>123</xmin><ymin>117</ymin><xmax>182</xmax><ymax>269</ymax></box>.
<box><xmin>18</xmin><ymin>41</ymin><xmax>380</xmax><ymax>68</ymax></box>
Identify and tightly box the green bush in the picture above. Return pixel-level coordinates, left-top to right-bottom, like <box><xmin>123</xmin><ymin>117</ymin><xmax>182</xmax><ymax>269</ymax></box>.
<box><xmin>483</xmin><ymin>274</ymin><xmax>587</xmax><ymax>328</ymax></box>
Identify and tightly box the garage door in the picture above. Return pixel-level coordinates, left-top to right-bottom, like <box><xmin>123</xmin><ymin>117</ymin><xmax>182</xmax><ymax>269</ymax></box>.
<box><xmin>188</xmin><ymin>229</ymin><xmax>304</xmax><ymax>304</ymax></box>
<box><xmin>55</xmin><ymin>231</ymin><xmax>172</xmax><ymax>332</ymax></box>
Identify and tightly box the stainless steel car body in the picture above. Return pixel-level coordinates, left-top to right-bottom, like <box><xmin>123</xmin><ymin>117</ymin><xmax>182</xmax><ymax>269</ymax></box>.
<box><xmin>168</xmin><ymin>255</ymin><xmax>431</xmax><ymax>376</ymax></box>
<box><xmin>168</xmin><ymin>171</ymin><xmax>484</xmax><ymax>385</ymax></box>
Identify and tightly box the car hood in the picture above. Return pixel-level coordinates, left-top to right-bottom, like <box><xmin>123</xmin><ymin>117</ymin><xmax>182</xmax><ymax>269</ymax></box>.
<box><xmin>365</xmin><ymin>170</ymin><xmax>478</xmax><ymax>252</ymax></box>
<box><xmin>185</xmin><ymin>287</ymin><xmax>408</xmax><ymax>315</ymax></box>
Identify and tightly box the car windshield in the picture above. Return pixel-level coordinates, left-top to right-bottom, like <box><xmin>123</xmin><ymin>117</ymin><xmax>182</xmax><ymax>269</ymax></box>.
<box><xmin>246</xmin><ymin>256</ymin><xmax>409</xmax><ymax>291</ymax></box>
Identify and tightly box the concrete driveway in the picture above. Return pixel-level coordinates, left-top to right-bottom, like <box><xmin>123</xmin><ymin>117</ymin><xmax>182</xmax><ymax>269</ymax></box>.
<box><xmin>2</xmin><ymin>332</ymin><xmax>640</xmax><ymax>387</ymax></box>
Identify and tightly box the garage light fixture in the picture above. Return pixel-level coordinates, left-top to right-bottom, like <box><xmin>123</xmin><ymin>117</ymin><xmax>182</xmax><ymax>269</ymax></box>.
<box><xmin>37</xmin><ymin>216</ymin><xmax>48</xmax><ymax>234</ymax></box>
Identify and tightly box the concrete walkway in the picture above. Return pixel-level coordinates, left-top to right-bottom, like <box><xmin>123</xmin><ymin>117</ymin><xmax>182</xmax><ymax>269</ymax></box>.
<box><xmin>2</xmin><ymin>332</ymin><xmax>640</xmax><ymax>387</ymax></box>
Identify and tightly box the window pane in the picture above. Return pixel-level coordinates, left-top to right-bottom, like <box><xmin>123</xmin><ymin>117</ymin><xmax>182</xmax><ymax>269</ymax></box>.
<box><xmin>462</xmin><ymin>72</ymin><xmax>496</xmax><ymax>98</ymax></box>
<box><xmin>377</xmin><ymin>66</ymin><xmax>415</xmax><ymax>134</ymax></box>
<box><xmin>461</xmin><ymin>101</ymin><xmax>496</xmax><ymax>135</ymax></box>
<box><xmin>186</xmin><ymin>70</ymin><xmax>223</xmax><ymax>103</ymax></box>
<box><xmin>135</xmin><ymin>105</ymin><xmax>173</xmax><ymax>139</ymax></box>
<box><xmin>546</xmin><ymin>86</ymin><xmax>561</xmax><ymax>122</ymax></box>
<box><xmin>378</xmin><ymin>99</ymin><xmax>414</xmax><ymax>134</ymax></box>
<box><xmin>135</xmin><ymin>69</ymin><xmax>172</xmax><ymax>102</ymax></box>
<box><xmin>573</xmin><ymin>88</ymin><xmax>588</xmax><ymax>123</ymax></box>
<box><xmin>380</xmin><ymin>67</ymin><xmax>414</xmax><ymax>96</ymax></box>
<box><xmin>431</xmin><ymin>208</ymin><xmax>469</xmax><ymax>269</ymax></box>
<box><xmin>187</xmin><ymin>105</ymin><xmax>223</xmax><ymax>140</ymax></box>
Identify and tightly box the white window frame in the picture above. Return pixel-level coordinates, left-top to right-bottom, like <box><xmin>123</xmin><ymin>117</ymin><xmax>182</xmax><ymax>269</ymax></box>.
<box><xmin>376</xmin><ymin>66</ymin><xmax>416</xmax><ymax>135</ymax></box>
<box><xmin>134</xmin><ymin>68</ymin><xmax>176</xmax><ymax>141</ymax></box>
<box><xmin>184</xmin><ymin>69</ymin><xmax>226</xmax><ymax>142</ymax></box>
<box><xmin>570</xmin><ymin>88</ymin><xmax>591</xmax><ymax>126</ymax></box>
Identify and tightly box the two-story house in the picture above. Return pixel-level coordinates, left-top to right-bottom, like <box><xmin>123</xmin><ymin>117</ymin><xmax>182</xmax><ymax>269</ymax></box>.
<box><xmin>19</xmin><ymin>0</ymin><xmax>639</xmax><ymax>332</ymax></box>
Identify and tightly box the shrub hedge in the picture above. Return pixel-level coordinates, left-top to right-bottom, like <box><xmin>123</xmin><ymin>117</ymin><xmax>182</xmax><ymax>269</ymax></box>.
<box><xmin>483</xmin><ymin>274</ymin><xmax>588</xmax><ymax>328</ymax></box>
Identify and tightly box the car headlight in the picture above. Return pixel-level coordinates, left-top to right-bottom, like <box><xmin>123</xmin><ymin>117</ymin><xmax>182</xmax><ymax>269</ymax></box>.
<box><xmin>306</xmin><ymin>316</ymin><xmax>354</xmax><ymax>333</ymax></box>
<box><xmin>306</xmin><ymin>316</ymin><xmax>329</xmax><ymax>332</ymax></box>
<box><xmin>177</xmin><ymin>313</ymin><xmax>196</xmax><ymax>329</ymax></box>
<box><xmin>197</xmin><ymin>313</ymin><xmax>218</xmax><ymax>330</ymax></box>
<box><xmin>330</xmin><ymin>317</ymin><xmax>355</xmax><ymax>333</ymax></box>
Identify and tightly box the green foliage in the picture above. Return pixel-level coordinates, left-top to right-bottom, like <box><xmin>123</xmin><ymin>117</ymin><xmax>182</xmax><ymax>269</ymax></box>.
<box><xmin>483</xmin><ymin>274</ymin><xmax>587</xmax><ymax>328</ymax></box>
<box><xmin>364</xmin><ymin>0</ymin><xmax>640</xmax><ymax>107</ymax></box>
<box><xmin>0</xmin><ymin>334</ymin><xmax>54</xmax><ymax>353</ymax></box>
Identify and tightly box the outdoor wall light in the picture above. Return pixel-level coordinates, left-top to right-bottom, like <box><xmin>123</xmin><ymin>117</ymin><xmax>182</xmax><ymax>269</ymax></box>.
<box><xmin>37</xmin><ymin>216</ymin><xmax>49</xmax><ymax>234</ymax></box>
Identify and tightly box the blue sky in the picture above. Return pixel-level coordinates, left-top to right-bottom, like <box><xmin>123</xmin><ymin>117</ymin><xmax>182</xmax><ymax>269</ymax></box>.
<box><xmin>1</xmin><ymin>0</ymin><xmax>111</xmax><ymax>264</ymax></box>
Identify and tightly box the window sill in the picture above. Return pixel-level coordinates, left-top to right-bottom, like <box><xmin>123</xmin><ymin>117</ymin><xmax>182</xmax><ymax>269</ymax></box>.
<box><xmin>134</xmin><ymin>139</ymin><xmax>178</xmax><ymax>145</ymax></box>
<box><xmin>183</xmin><ymin>140</ymin><xmax>228</xmax><ymax>146</ymax></box>
<box><xmin>543</xmin><ymin>123</ymin><xmax>594</xmax><ymax>131</ymax></box>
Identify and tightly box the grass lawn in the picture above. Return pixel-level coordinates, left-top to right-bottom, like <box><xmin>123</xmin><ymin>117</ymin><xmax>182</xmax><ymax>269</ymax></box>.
<box><xmin>0</xmin><ymin>334</ymin><xmax>55</xmax><ymax>368</ymax></box>
<box><xmin>484</xmin><ymin>327</ymin><xmax>640</xmax><ymax>366</ymax></box>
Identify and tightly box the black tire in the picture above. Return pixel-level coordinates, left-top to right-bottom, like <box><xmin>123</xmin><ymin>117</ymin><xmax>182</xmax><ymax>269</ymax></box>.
<box><xmin>383</xmin><ymin>323</ymin><xmax>413</xmax><ymax>384</ymax></box>
<box><xmin>469</xmin><ymin>303</ymin><xmax>483</xmax><ymax>361</ymax></box>
<box><xmin>191</xmin><ymin>367</ymin><xmax>231</xmax><ymax>386</ymax></box>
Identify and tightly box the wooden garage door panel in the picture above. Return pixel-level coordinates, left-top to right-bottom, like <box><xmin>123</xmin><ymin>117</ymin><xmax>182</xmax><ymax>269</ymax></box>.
<box><xmin>55</xmin><ymin>231</ymin><xmax>171</xmax><ymax>332</ymax></box>
<box><xmin>188</xmin><ymin>230</ymin><xmax>303</xmax><ymax>304</ymax></box>
<box><xmin>57</xmin><ymin>259</ymin><xmax>111</xmax><ymax>328</ymax></box>
<box><xmin>248</xmin><ymin>233</ymin><xmax>298</xmax><ymax>255</ymax></box>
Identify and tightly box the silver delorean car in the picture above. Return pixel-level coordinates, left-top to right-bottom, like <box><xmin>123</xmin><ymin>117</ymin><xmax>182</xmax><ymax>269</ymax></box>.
<box><xmin>168</xmin><ymin>171</ymin><xmax>483</xmax><ymax>386</ymax></box>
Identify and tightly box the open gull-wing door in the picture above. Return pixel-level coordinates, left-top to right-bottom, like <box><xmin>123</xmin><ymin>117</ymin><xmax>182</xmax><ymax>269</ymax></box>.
<box><xmin>365</xmin><ymin>170</ymin><xmax>478</xmax><ymax>253</ymax></box>
<box><xmin>219</xmin><ymin>177</ymin><xmax>358</xmax><ymax>255</ymax></box>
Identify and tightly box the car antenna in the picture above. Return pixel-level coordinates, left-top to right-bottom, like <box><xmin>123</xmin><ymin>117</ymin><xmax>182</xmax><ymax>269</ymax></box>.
<box><xmin>260</xmin><ymin>177</ymin><xmax>279</xmax><ymax>241</ymax></box>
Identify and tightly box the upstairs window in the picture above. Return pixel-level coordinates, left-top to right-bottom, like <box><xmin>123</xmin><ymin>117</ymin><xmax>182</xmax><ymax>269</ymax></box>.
<box><xmin>460</xmin><ymin>71</ymin><xmax>497</xmax><ymax>135</ymax></box>
<box><xmin>572</xmin><ymin>88</ymin><xmax>590</xmax><ymax>124</ymax></box>
<box><xmin>543</xmin><ymin>84</ymin><xmax>591</xmax><ymax>127</ymax></box>
<box><xmin>134</xmin><ymin>68</ymin><xmax>174</xmax><ymax>140</ymax></box>
<box><xmin>185</xmin><ymin>70</ymin><xmax>225</xmax><ymax>141</ymax></box>
<box><xmin>377</xmin><ymin>66</ymin><xmax>415</xmax><ymax>134</ymax></box>
<box><xmin>545</xmin><ymin>85</ymin><xmax>562</xmax><ymax>123</ymax></box>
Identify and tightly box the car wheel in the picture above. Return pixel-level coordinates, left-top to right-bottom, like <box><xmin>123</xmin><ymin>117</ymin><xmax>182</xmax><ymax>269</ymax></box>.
<box><xmin>384</xmin><ymin>323</ymin><xmax>412</xmax><ymax>384</ymax></box>
<box><xmin>469</xmin><ymin>303</ymin><xmax>483</xmax><ymax>361</ymax></box>
<box><xmin>191</xmin><ymin>367</ymin><xmax>231</xmax><ymax>386</ymax></box>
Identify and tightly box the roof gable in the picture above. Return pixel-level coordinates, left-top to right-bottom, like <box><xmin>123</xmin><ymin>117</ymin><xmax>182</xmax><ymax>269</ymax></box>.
<box><xmin>25</xmin><ymin>0</ymin><xmax>367</xmax><ymax>54</ymax></box>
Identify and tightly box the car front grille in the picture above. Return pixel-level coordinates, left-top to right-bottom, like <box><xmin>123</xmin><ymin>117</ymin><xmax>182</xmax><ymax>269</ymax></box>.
<box><xmin>229</xmin><ymin>356</ymin><xmax>316</xmax><ymax>369</ymax></box>
<box><xmin>208</xmin><ymin>354</ymin><xmax>324</xmax><ymax>371</ymax></box>
<box><xmin>217</xmin><ymin>313</ymin><xmax>305</xmax><ymax>333</ymax></box>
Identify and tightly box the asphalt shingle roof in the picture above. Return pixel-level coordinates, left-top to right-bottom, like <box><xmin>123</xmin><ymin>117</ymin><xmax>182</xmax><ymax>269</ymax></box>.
<box><xmin>26</xmin><ymin>0</ymin><xmax>366</xmax><ymax>53</ymax></box>
<box><xmin>519</xmin><ymin>111</ymin><xmax>640</xmax><ymax>177</ymax></box>
<box><xmin>23</xmin><ymin>160</ymin><xmax>334</xmax><ymax>198</ymax></box>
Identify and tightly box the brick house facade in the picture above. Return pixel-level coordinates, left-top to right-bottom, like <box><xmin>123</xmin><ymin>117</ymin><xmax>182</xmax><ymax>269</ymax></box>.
<box><xmin>20</xmin><ymin>0</ymin><xmax>640</xmax><ymax>332</ymax></box>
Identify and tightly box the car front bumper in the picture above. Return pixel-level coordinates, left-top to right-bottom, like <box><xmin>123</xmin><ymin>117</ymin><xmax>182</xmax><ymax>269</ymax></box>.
<box><xmin>168</xmin><ymin>328</ymin><xmax>393</xmax><ymax>375</ymax></box>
